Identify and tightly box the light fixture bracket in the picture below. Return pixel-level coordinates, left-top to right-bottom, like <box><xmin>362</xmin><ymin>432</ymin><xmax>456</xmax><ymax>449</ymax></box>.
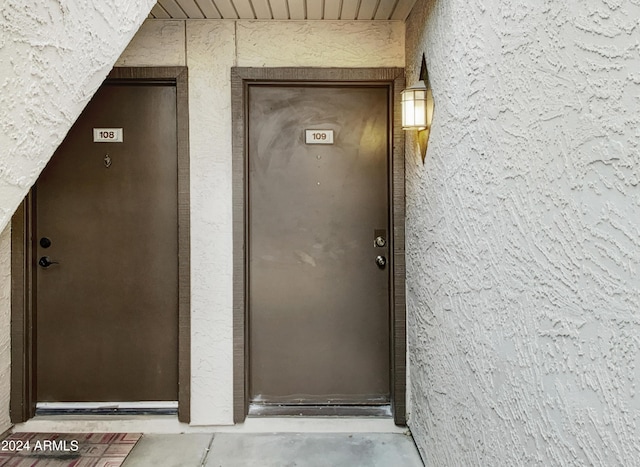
<box><xmin>419</xmin><ymin>53</ymin><xmax>429</xmax><ymax>85</ymax></box>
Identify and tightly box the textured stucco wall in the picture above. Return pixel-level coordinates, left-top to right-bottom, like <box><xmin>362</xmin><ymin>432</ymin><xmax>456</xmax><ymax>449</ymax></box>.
<box><xmin>0</xmin><ymin>226</ymin><xmax>10</xmax><ymax>433</ymax></box>
<box><xmin>0</xmin><ymin>0</ymin><xmax>154</xmax><ymax>433</ymax></box>
<box><xmin>235</xmin><ymin>21</ymin><xmax>405</xmax><ymax>67</ymax></box>
<box><xmin>406</xmin><ymin>0</ymin><xmax>640</xmax><ymax>465</ymax></box>
<box><xmin>115</xmin><ymin>19</ymin><xmax>404</xmax><ymax>425</ymax></box>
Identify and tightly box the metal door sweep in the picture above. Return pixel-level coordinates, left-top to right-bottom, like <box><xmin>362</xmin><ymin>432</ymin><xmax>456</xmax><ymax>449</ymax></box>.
<box><xmin>248</xmin><ymin>404</ymin><xmax>392</xmax><ymax>417</ymax></box>
<box><xmin>35</xmin><ymin>401</ymin><xmax>178</xmax><ymax>416</ymax></box>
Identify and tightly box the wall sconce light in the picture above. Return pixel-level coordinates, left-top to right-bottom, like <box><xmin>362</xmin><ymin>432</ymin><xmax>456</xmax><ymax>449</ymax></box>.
<box><xmin>402</xmin><ymin>54</ymin><xmax>434</xmax><ymax>162</ymax></box>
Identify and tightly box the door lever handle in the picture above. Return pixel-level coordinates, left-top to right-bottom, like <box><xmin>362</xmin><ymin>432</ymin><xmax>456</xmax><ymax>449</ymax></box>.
<box><xmin>38</xmin><ymin>256</ymin><xmax>59</xmax><ymax>268</ymax></box>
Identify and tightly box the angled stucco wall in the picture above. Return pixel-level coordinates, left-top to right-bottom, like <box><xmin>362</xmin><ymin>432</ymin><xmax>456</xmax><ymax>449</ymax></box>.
<box><xmin>406</xmin><ymin>0</ymin><xmax>640</xmax><ymax>465</ymax></box>
<box><xmin>117</xmin><ymin>19</ymin><xmax>405</xmax><ymax>425</ymax></box>
<box><xmin>0</xmin><ymin>0</ymin><xmax>155</xmax><ymax>434</ymax></box>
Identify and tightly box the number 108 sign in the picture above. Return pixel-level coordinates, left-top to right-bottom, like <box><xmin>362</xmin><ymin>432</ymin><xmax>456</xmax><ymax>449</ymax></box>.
<box><xmin>305</xmin><ymin>129</ymin><xmax>334</xmax><ymax>145</ymax></box>
<box><xmin>93</xmin><ymin>128</ymin><xmax>123</xmax><ymax>143</ymax></box>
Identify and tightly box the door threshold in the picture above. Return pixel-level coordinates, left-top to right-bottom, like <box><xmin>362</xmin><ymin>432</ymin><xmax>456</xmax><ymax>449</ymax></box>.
<box><xmin>14</xmin><ymin>416</ymin><xmax>405</xmax><ymax>434</ymax></box>
<box><xmin>248</xmin><ymin>404</ymin><xmax>392</xmax><ymax>417</ymax></box>
<box><xmin>35</xmin><ymin>401</ymin><xmax>178</xmax><ymax>416</ymax></box>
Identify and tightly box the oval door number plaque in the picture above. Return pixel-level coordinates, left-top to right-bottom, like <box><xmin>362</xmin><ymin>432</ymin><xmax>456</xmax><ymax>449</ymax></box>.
<box><xmin>305</xmin><ymin>129</ymin><xmax>334</xmax><ymax>144</ymax></box>
<box><xmin>93</xmin><ymin>128</ymin><xmax>123</xmax><ymax>143</ymax></box>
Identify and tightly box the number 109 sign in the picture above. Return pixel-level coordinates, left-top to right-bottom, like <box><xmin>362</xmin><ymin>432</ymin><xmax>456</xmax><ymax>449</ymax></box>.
<box><xmin>305</xmin><ymin>129</ymin><xmax>334</xmax><ymax>145</ymax></box>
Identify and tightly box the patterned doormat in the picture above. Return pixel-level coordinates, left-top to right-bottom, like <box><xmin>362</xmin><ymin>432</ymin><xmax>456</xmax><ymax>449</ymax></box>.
<box><xmin>0</xmin><ymin>432</ymin><xmax>141</xmax><ymax>467</ymax></box>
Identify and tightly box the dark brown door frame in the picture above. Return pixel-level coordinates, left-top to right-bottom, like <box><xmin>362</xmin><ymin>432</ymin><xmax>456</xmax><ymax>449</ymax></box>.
<box><xmin>10</xmin><ymin>66</ymin><xmax>191</xmax><ymax>423</ymax></box>
<box><xmin>231</xmin><ymin>67</ymin><xmax>407</xmax><ymax>425</ymax></box>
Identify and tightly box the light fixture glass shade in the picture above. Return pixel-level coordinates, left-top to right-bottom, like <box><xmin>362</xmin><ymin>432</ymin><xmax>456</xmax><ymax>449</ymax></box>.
<box><xmin>401</xmin><ymin>81</ymin><xmax>428</xmax><ymax>130</ymax></box>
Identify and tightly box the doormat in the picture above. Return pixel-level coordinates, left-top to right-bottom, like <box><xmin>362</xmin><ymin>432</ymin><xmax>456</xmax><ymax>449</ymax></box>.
<box><xmin>0</xmin><ymin>432</ymin><xmax>141</xmax><ymax>467</ymax></box>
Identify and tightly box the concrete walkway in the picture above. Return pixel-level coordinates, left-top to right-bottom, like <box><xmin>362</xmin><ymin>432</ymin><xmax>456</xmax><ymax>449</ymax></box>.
<box><xmin>122</xmin><ymin>433</ymin><xmax>424</xmax><ymax>467</ymax></box>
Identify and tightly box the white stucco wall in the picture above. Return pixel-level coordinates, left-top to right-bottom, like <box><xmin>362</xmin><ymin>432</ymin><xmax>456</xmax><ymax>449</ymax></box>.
<box><xmin>406</xmin><ymin>0</ymin><xmax>640</xmax><ymax>465</ymax></box>
<box><xmin>0</xmin><ymin>0</ymin><xmax>155</xmax><ymax>433</ymax></box>
<box><xmin>115</xmin><ymin>19</ymin><xmax>404</xmax><ymax>425</ymax></box>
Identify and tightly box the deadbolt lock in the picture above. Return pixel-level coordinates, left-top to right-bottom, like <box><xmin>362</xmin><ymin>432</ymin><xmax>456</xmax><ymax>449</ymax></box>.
<box><xmin>374</xmin><ymin>236</ymin><xmax>387</xmax><ymax>248</ymax></box>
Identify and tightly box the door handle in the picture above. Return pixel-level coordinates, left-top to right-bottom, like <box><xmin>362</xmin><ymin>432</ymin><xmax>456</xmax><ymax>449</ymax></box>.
<box><xmin>38</xmin><ymin>256</ymin><xmax>59</xmax><ymax>268</ymax></box>
<box><xmin>375</xmin><ymin>255</ymin><xmax>387</xmax><ymax>269</ymax></box>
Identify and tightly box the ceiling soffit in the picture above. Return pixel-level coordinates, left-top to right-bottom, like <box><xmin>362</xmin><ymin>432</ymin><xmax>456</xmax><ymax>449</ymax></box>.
<box><xmin>150</xmin><ymin>0</ymin><xmax>417</xmax><ymax>20</ymax></box>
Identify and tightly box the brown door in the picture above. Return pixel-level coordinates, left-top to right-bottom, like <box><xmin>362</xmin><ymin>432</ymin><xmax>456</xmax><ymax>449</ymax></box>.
<box><xmin>249</xmin><ymin>85</ymin><xmax>390</xmax><ymax>407</ymax></box>
<box><xmin>35</xmin><ymin>82</ymin><xmax>179</xmax><ymax>402</ymax></box>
